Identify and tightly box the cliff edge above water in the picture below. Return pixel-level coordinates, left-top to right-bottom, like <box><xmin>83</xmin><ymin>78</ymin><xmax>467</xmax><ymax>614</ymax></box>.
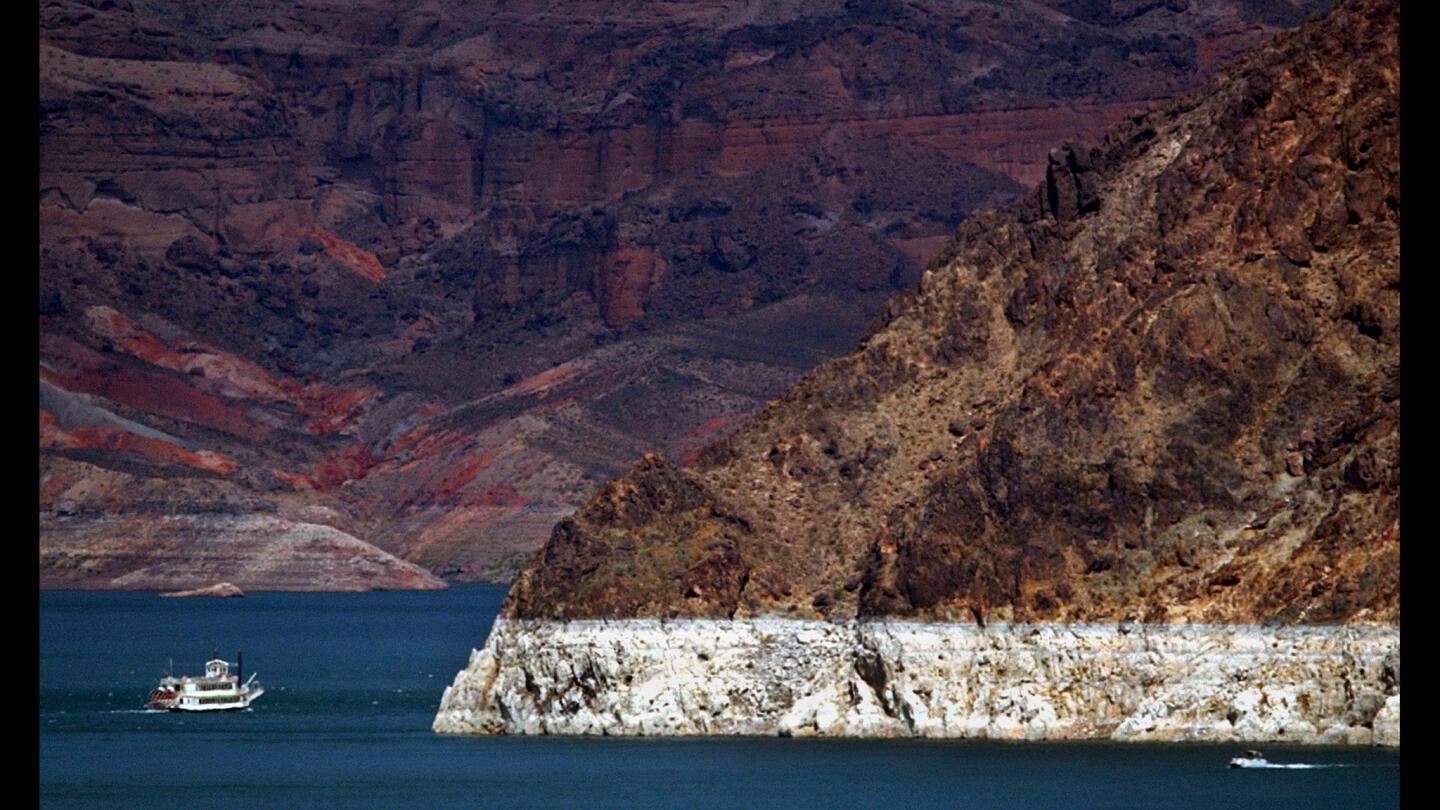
<box><xmin>437</xmin><ymin>0</ymin><xmax>1400</xmax><ymax>743</ymax></box>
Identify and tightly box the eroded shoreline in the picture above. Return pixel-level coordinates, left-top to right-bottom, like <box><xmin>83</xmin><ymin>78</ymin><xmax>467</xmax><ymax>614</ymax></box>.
<box><xmin>434</xmin><ymin>619</ymin><xmax>1398</xmax><ymax>745</ymax></box>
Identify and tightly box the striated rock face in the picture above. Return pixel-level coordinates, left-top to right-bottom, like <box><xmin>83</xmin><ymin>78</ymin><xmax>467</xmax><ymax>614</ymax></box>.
<box><xmin>435</xmin><ymin>620</ymin><xmax>1399</xmax><ymax>746</ymax></box>
<box><xmin>502</xmin><ymin>0</ymin><xmax>1400</xmax><ymax>625</ymax></box>
<box><xmin>40</xmin><ymin>453</ymin><xmax>445</xmax><ymax>592</ymax></box>
<box><xmin>463</xmin><ymin>130</ymin><xmax>1022</xmax><ymax>328</ymax></box>
<box><xmin>37</xmin><ymin>0</ymin><xmax>1311</xmax><ymax>245</ymax></box>
<box><xmin>42</xmin><ymin>511</ymin><xmax>445</xmax><ymax>592</ymax></box>
<box><xmin>39</xmin><ymin>0</ymin><xmax>1329</xmax><ymax>587</ymax></box>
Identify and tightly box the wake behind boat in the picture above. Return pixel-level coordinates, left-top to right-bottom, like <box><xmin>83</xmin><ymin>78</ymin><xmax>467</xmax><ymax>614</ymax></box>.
<box><xmin>147</xmin><ymin>650</ymin><xmax>263</xmax><ymax>712</ymax></box>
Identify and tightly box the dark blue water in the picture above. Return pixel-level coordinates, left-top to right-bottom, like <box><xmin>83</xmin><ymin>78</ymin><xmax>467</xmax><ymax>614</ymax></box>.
<box><xmin>40</xmin><ymin>587</ymin><xmax>1400</xmax><ymax>808</ymax></box>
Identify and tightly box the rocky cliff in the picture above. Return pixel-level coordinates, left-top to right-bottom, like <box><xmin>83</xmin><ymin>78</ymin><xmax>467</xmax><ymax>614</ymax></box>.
<box><xmin>39</xmin><ymin>0</ymin><xmax>1330</xmax><ymax>587</ymax></box>
<box><xmin>502</xmin><ymin>0</ymin><xmax>1398</xmax><ymax>626</ymax></box>
<box><xmin>435</xmin><ymin>619</ymin><xmax>1398</xmax><ymax>744</ymax></box>
<box><xmin>438</xmin><ymin>0</ymin><xmax>1399</xmax><ymax>742</ymax></box>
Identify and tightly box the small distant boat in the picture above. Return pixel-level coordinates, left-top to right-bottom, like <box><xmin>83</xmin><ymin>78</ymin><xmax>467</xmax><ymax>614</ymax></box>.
<box><xmin>147</xmin><ymin>650</ymin><xmax>263</xmax><ymax>712</ymax></box>
<box><xmin>1229</xmin><ymin>750</ymin><xmax>1269</xmax><ymax>768</ymax></box>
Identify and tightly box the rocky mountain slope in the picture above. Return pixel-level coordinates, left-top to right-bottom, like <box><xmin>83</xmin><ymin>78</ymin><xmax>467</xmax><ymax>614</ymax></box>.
<box><xmin>503</xmin><ymin>0</ymin><xmax>1399</xmax><ymax>625</ymax></box>
<box><xmin>437</xmin><ymin>0</ymin><xmax>1399</xmax><ymax>744</ymax></box>
<box><xmin>39</xmin><ymin>0</ymin><xmax>1330</xmax><ymax>586</ymax></box>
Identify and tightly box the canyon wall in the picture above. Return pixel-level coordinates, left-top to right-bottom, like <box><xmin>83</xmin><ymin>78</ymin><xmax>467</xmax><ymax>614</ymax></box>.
<box><xmin>39</xmin><ymin>0</ymin><xmax>1331</xmax><ymax>587</ymax></box>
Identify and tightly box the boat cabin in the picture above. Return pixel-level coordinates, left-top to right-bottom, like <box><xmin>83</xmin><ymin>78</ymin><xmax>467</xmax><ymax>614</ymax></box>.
<box><xmin>205</xmin><ymin>658</ymin><xmax>231</xmax><ymax>679</ymax></box>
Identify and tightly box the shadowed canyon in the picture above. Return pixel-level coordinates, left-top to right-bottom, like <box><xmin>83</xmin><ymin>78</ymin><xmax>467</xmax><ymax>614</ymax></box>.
<box><xmin>40</xmin><ymin>0</ymin><xmax>1334</xmax><ymax>589</ymax></box>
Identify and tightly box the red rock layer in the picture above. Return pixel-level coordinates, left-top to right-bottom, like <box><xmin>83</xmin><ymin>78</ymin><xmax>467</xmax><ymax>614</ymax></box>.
<box><xmin>39</xmin><ymin>0</ymin><xmax>1332</xmax><ymax>588</ymax></box>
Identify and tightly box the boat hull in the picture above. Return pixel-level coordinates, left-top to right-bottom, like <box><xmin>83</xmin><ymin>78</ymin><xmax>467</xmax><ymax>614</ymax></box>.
<box><xmin>171</xmin><ymin>688</ymin><xmax>264</xmax><ymax>712</ymax></box>
<box><xmin>149</xmin><ymin>687</ymin><xmax>264</xmax><ymax>712</ymax></box>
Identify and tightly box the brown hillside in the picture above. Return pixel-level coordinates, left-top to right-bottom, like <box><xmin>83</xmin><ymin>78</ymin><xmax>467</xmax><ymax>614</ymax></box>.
<box><xmin>506</xmin><ymin>0</ymin><xmax>1399</xmax><ymax>625</ymax></box>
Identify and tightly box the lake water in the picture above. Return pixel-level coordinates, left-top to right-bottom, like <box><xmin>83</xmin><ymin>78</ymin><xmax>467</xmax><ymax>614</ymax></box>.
<box><xmin>39</xmin><ymin>587</ymin><xmax>1400</xmax><ymax>808</ymax></box>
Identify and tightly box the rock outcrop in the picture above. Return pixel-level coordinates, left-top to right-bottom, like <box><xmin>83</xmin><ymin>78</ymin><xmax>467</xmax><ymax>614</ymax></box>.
<box><xmin>39</xmin><ymin>0</ymin><xmax>1329</xmax><ymax>588</ymax></box>
<box><xmin>160</xmin><ymin>582</ymin><xmax>245</xmax><ymax>598</ymax></box>
<box><xmin>501</xmin><ymin>0</ymin><xmax>1400</xmax><ymax>626</ymax></box>
<box><xmin>439</xmin><ymin>0</ymin><xmax>1400</xmax><ymax>743</ymax></box>
<box><xmin>435</xmin><ymin>620</ymin><xmax>1399</xmax><ymax>746</ymax></box>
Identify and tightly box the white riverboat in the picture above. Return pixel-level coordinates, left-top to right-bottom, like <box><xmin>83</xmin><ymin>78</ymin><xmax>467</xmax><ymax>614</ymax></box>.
<box><xmin>1228</xmin><ymin>750</ymin><xmax>1269</xmax><ymax>768</ymax></box>
<box><xmin>148</xmin><ymin>651</ymin><xmax>263</xmax><ymax>712</ymax></box>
